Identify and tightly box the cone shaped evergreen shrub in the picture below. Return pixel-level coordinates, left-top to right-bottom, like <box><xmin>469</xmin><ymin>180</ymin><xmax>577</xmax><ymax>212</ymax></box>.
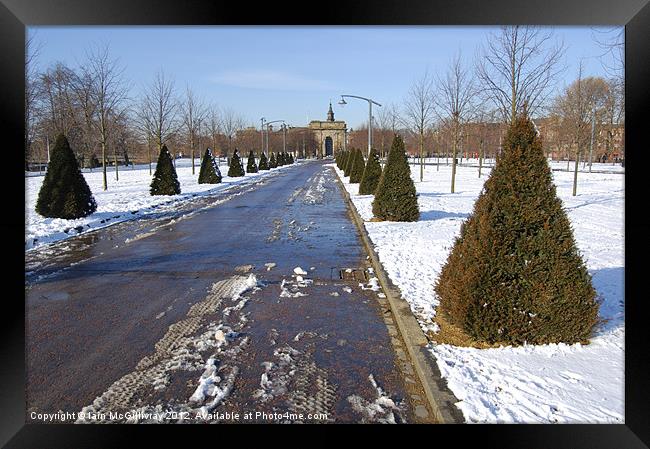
<box><xmin>228</xmin><ymin>149</ymin><xmax>245</xmax><ymax>177</ymax></box>
<box><xmin>343</xmin><ymin>149</ymin><xmax>356</xmax><ymax>177</ymax></box>
<box><xmin>342</xmin><ymin>150</ymin><xmax>350</xmax><ymax>170</ymax></box>
<box><xmin>372</xmin><ymin>136</ymin><xmax>419</xmax><ymax>222</ymax></box>
<box><xmin>288</xmin><ymin>153</ymin><xmax>294</xmax><ymax>164</ymax></box>
<box><xmin>359</xmin><ymin>148</ymin><xmax>382</xmax><ymax>195</ymax></box>
<box><xmin>259</xmin><ymin>152</ymin><xmax>270</xmax><ymax>170</ymax></box>
<box><xmin>341</xmin><ymin>150</ymin><xmax>350</xmax><ymax>171</ymax></box>
<box><xmin>150</xmin><ymin>145</ymin><xmax>181</xmax><ymax>195</ymax></box>
<box><xmin>269</xmin><ymin>152</ymin><xmax>277</xmax><ymax>168</ymax></box>
<box><xmin>435</xmin><ymin>113</ymin><xmax>598</xmax><ymax>346</ymax></box>
<box><xmin>349</xmin><ymin>149</ymin><xmax>366</xmax><ymax>183</ymax></box>
<box><xmin>198</xmin><ymin>148</ymin><xmax>222</xmax><ymax>184</ymax></box>
<box><xmin>35</xmin><ymin>133</ymin><xmax>97</xmax><ymax>219</ymax></box>
<box><xmin>277</xmin><ymin>152</ymin><xmax>285</xmax><ymax>166</ymax></box>
<box><xmin>246</xmin><ymin>150</ymin><xmax>259</xmax><ymax>173</ymax></box>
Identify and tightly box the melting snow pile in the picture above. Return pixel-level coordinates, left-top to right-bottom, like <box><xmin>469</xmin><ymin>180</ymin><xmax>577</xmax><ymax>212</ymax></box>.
<box><xmin>253</xmin><ymin>346</ymin><xmax>301</xmax><ymax>402</ymax></box>
<box><xmin>293</xmin><ymin>266</ymin><xmax>308</xmax><ymax>276</ymax></box>
<box><xmin>190</xmin><ymin>359</ymin><xmax>239</xmax><ymax>417</ymax></box>
<box><xmin>360</xmin><ymin>276</ymin><xmax>381</xmax><ymax>291</ymax></box>
<box><xmin>279</xmin><ymin>267</ymin><xmax>314</xmax><ymax>298</ymax></box>
<box><xmin>347</xmin><ymin>374</ymin><xmax>405</xmax><ymax>424</ymax></box>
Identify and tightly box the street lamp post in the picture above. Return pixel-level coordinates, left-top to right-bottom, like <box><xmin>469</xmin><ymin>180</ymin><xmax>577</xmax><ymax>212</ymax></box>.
<box><xmin>338</xmin><ymin>94</ymin><xmax>382</xmax><ymax>158</ymax></box>
<box><xmin>260</xmin><ymin>117</ymin><xmax>266</xmax><ymax>155</ymax></box>
<box><xmin>264</xmin><ymin>119</ymin><xmax>285</xmax><ymax>154</ymax></box>
<box><xmin>197</xmin><ymin>119</ymin><xmax>202</xmax><ymax>170</ymax></box>
<box><xmin>282</xmin><ymin>124</ymin><xmax>287</xmax><ymax>154</ymax></box>
<box><xmin>282</xmin><ymin>124</ymin><xmax>294</xmax><ymax>158</ymax></box>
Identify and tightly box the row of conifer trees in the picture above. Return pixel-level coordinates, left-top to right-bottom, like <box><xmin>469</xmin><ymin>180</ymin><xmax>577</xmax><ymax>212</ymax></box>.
<box><xmin>336</xmin><ymin>134</ymin><xmax>419</xmax><ymax>222</ymax></box>
<box><xmin>337</xmin><ymin>114</ymin><xmax>599</xmax><ymax>347</ymax></box>
<box><xmin>227</xmin><ymin>149</ymin><xmax>294</xmax><ymax>178</ymax></box>
<box><xmin>36</xmin><ymin>120</ymin><xmax>599</xmax><ymax>347</ymax></box>
<box><xmin>35</xmin><ymin>135</ymin><xmax>295</xmax><ymax>219</ymax></box>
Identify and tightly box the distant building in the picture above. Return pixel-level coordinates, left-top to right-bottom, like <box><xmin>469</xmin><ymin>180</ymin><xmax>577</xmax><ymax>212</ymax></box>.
<box><xmin>535</xmin><ymin>117</ymin><xmax>625</xmax><ymax>162</ymax></box>
<box><xmin>444</xmin><ymin>117</ymin><xmax>625</xmax><ymax>162</ymax></box>
<box><xmin>308</xmin><ymin>103</ymin><xmax>347</xmax><ymax>158</ymax></box>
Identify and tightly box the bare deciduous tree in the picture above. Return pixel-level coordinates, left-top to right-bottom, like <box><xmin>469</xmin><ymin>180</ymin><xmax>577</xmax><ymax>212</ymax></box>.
<box><xmin>40</xmin><ymin>63</ymin><xmax>78</xmax><ymax>139</ymax></box>
<box><xmin>403</xmin><ymin>70</ymin><xmax>436</xmax><ymax>182</ymax></box>
<box><xmin>592</xmin><ymin>27</ymin><xmax>624</xmax><ymax>81</ymax></box>
<box><xmin>181</xmin><ymin>86</ymin><xmax>208</xmax><ymax>175</ymax></box>
<box><xmin>592</xmin><ymin>28</ymin><xmax>624</xmax><ymax>163</ymax></box>
<box><xmin>602</xmin><ymin>77</ymin><xmax>624</xmax><ymax>161</ymax></box>
<box><xmin>71</xmin><ymin>67</ymin><xmax>97</xmax><ymax>169</ymax></box>
<box><xmin>136</xmin><ymin>69</ymin><xmax>180</xmax><ymax>172</ymax></box>
<box><xmin>468</xmin><ymin>107</ymin><xmax>499</xmax><ymax>178</ymax></box>
<box><xmin>553</xmin><ymin>64</ymin><xmax>609</xmax><ymax>195</ymax></box>
<box><xmin>477</xmin><ymin>26</ymin><xmax>566</xmax><ymax>123</ymax></box>
<box><xmin>87</xmin><ymin>45</ymin><xmax>128</xmax><ymax>189</ymax></box>
<box><xmin>220</xmin><ymin>107</ymin><xmax>246</xmax><ymax>155</ymax></box>
<box><xmin>435</xmin><ymin>52</ymin><xmax>475</xmax><ymax>192</ymax></box>
<box><xmin>25</xmin><ymin>34</ymin><xmax>43</xmax><ymax>170</ymax></box>
<box><xmin>377</xmin><ymin>102</ymin><xmax>401</xmax><ymax>160</ymax></box>
<box><xmin>108</xmin><ymin>108</ymin><xmax>136</xmax><ymax>169</ymax></box>
<box><xmin>207</xmin><ymin>106</ymin><xmax>222</xmax><ymax>155</ymax></box>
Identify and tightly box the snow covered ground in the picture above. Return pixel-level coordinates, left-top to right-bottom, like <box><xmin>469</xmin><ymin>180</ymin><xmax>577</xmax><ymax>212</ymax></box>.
<box><xmin>406</xmin><ymin>157</ymin><xmax>624</xmax><ymax>174</ymax></box>
<box><xmin>25</xmin><ymin>158</ymin><xmax>298</xmax><ymax>251</ymax></box>
<box><xmin>334</xmin><ymin>161</ymin><xmax>624</xmax><ymax>424</ymax></box>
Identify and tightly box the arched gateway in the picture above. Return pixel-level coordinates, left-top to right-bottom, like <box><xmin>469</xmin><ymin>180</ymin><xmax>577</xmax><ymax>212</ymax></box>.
<box><xmin>308</xmin><ymin>103</ymin><xmax>347</xmax><ymax>158</ymax></box>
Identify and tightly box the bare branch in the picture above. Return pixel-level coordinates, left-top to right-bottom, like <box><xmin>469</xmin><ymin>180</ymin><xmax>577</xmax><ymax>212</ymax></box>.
<box><xmin>136</xmin><ymin>69</ymin><xmax>180</xmax><ymax>151</ymax></box>
<box><xmin>476</xmin><ymin>26</ymin><xmax>567</xmax><ymax>122</ymax></box>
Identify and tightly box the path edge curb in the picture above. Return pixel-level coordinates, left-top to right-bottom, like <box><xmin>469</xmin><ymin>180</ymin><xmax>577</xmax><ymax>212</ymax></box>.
<box><xmin>332</xmin><ymin>166</ymin><xmax>463</xmax><ymax>424</ymax></box>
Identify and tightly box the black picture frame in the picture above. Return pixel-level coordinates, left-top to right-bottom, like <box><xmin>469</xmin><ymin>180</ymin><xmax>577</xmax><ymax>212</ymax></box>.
<box><xmin>3</xmin><ymin>0</ymin><xmax>648</xmax><ymax>446</ymax></box>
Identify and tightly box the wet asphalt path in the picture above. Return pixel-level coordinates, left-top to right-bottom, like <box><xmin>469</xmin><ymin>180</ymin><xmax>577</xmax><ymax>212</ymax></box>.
<box><xmin>26</xmin><ymin>160</ymin><xmax>416</xmax><ymax>423</ymax></box>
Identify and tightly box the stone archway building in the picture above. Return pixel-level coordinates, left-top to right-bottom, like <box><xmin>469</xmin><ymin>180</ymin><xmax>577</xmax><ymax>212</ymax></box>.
<box><xmin>309</xmin><ymin>103</ymin><xmax>347</xmax><ymax>158</ymax></box>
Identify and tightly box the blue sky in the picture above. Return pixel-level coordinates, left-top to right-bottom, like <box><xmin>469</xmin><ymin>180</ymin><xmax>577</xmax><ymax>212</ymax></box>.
<box><xmin>28</xmin><ymin>26</ymin><xmax>621</xmax><ymax>128</ymax></box>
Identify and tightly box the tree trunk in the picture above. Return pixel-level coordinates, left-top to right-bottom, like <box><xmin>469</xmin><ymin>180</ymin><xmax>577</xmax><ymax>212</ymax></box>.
<box><xmin>419</xmin><ymin>131</ymin><xmax>424</xmax><ymax>182</ymax></box>
<box><xmin>191</xmin><ymin>133</ymin><xmax>196</xmax><ymax>175</ymax></box>
<box><xmin>511</xmin><ymin>48</ymin><xmax>517</xmax><ymax>123</ymax></box>
<box><xmin>114</xmin><ymin>146</ymin><xmax>119</xmax><ymax>181</ymax></box>
<box><xmin>478</xmin><ymin>139</ymin><xmax>484</xmax><ymax>178</ymax></box>
<box><xmin>101</xmin><ymin>141</ymin><xmax>107</xmax><ymax>191</ymax></box>
<box><xmin>451</xmin><ymin>119</ymin><xmax>459</xmax><ymax>193</ymax></box>
<box><xmin>572</xmin><ymin>146</ymin><xmax>580</xmax><ymax>196</ymax></box>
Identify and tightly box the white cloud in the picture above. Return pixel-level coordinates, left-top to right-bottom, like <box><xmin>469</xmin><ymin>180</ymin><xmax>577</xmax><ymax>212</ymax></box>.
<box><xmin>209</xmin><ymin>69</ymin><xmax>335</xmax><ymax>91</ymax></box>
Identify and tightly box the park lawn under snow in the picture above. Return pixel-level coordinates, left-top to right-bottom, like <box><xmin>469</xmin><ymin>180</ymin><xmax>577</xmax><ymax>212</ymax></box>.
<box><xmin>25</xmin><ymin>158</ymin><xmax>296</xmax><ymax>251</ymax></box>
<box><xmin>335</xmin><ymin>160</ymin><xmax>624</xmax><ymax>424</ymax></box>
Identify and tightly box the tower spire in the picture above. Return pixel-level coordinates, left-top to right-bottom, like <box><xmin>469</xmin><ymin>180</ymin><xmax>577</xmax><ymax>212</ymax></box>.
<box><xmin>327</xmin><ymin>101</ymin><xmax>335</xmax><ymax>121</ymax></box>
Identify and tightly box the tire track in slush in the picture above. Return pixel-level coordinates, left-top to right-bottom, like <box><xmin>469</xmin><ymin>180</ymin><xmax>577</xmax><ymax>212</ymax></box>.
<box><xmin>253</xmin><ymin>341</ymin><xmax>337</xmax><ymax>422</ymax></box>
<box><xmin>76</xmin><ymin>275</ymin><xmax>256</xmax><ymax>422</ymax></box>
<box><xmin>287</xmin><ymin>357</ymin><xmax>337</xmax><ymax>420</ymax></box>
